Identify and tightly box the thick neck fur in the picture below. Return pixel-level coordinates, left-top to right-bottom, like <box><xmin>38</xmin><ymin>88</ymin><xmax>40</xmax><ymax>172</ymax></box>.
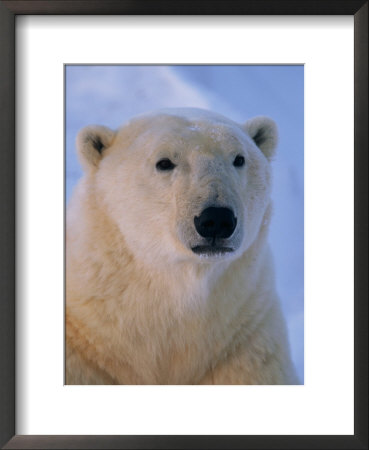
<box><xmin>67</xmin><ymin>177</ymin><xmax>275</xmax><ymax>384</ymax></box>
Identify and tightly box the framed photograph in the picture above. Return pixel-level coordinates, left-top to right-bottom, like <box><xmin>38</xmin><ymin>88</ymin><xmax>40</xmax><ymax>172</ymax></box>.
<box><xmin>0</xmin><ymin>1</ymin><xmax>367</xmax><ymax>449</ymax></box>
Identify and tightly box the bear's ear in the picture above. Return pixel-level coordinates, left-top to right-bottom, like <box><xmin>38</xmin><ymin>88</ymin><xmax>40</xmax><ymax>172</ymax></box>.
<box><xmin>242</xmin><ymin>116</ymin><xmax>278</xmax><ymax>160</ymax></box>
<box><xmin>76</xmin><ymin>125</ymin><xmax>116</xmax><ymax>171</ymax></box>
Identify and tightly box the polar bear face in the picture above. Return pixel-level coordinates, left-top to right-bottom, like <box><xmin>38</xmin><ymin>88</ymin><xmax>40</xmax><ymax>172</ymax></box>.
<box><xmin>76</xmin><ymin>108</ymin><xmax>277</xmax><ymax>267</ymax></box>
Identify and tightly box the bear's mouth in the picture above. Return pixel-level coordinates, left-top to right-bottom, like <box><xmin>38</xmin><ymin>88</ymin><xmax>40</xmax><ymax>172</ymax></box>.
<box><xmin>191</xmin><ymin>245</ymin><xmax>234</xmax><ymax>256</ymax></box>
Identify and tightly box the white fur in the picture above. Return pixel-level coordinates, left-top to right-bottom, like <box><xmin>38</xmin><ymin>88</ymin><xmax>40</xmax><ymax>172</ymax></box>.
<box><xmin>66</xmin><ymin>108</ymin><xmax>298</xmax><ymax>385</ymax></box>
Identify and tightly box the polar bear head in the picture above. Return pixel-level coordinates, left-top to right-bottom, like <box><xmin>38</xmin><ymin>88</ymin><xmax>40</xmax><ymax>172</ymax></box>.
<box><xmin>76</xmin><ymin>108</ymin><xmax>277</xmax><ymax>267</ymax></box>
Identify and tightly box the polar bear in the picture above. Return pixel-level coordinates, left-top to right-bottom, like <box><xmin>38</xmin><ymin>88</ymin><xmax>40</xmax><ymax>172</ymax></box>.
<box><xmin>66</xmin><ymin>108</ymin><xmax>298</xmax><ymax>385</ymax></box>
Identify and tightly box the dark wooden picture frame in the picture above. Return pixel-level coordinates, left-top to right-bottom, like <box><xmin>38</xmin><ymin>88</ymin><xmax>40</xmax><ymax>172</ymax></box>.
<box><xmin>0</xmin><ymin>1</ymin><xmax>367</xmax><ymax>449</ymax></box>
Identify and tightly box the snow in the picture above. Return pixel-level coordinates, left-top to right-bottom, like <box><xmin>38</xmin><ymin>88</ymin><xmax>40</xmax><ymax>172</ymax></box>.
<box><xmin>66</xmin><ymin>65</ymin><xmax>304</xmax><ymax>383</ymax></box>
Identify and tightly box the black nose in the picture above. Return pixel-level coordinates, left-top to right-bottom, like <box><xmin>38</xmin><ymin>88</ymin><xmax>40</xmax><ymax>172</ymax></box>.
<box><xmin>194</xmin><ymin>207</ymin><xmax>237</xmax><ymax>239</ymax></box>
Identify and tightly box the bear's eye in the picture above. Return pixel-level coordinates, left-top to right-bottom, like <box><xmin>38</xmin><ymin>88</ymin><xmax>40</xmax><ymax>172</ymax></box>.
<box><xmin>156</xmin><ymin>158</ymin><xmax>176</xmax><ymax>171</ymax></box>
<box><xmin>233</xmin><ymin>155</ymin><xmax>245</xmax><ymax>167</ymax></box>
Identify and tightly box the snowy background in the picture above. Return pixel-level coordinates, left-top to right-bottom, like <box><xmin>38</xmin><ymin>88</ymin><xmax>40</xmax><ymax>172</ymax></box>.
<box><xmin>65</xmin><ymin>65</ymin><xmax>304</xmax><ymax>383</ymax></box>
